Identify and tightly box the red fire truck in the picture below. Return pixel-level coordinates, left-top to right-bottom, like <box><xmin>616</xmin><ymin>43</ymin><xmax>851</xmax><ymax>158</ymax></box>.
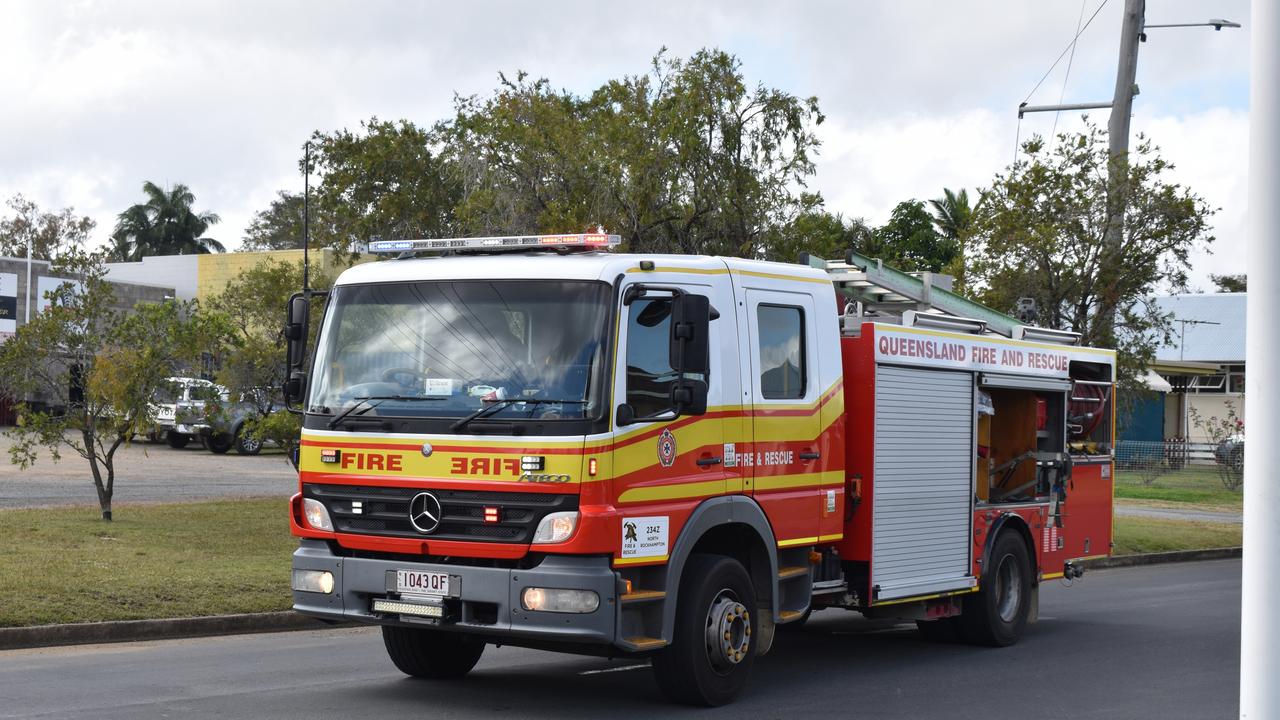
<box><xmin>285</xmin><ymin>234</ymin><xmax>1114</xmax><ymax>706</ymax></box>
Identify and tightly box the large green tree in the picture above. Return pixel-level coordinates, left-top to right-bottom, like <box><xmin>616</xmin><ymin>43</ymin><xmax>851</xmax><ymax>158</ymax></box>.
<box><xmin>442</xmin><ymin>48</ymin><xmax>824</xmax><ymax>257</ymax></box>
<box><xmin>865</xmin><ymin>199</ymin><xmax>959</xmax><ymax>272</ymax></box>
<box><xmin>240</xmin><ymin>191</ymin><xmax>305</xmax><ymax>252</ymax></box>
<box><xmin>0</xmin><ymin>194</ymin><xmax>96</xmax><ymax>260</ymax></box>
<box><xmin>111</xmin><ymin>182</ymin><xmax>224</xmax><ymax>260</ymax></box>
<box><xmin>307</xmin><ymin>118</ymin><xmax>457</xmax><ymax>258</ymax></box>
<box><xmin>0</xmin><ymin>249</ymin><xmax>223</xmax><ymax>519</ymax></box>
<box><xmin>966</xmin><ymin>122</ymin><xmax>1215</xmax><ymax>387</ymax></box>
<box><xmin>760</xmin><ymin>196</ymin><xmax>871</xmax><ymax>263</ymax></box>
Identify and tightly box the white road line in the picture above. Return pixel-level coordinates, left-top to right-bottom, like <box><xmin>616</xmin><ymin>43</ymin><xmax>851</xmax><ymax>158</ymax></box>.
<box><xmin>578</xmin><ymin>663</ymin><xmax>650</xmax><ymax>675</ymax></box>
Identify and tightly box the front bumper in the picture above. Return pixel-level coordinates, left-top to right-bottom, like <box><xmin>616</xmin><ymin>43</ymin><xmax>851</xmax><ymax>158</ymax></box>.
<box><xmin>292</xmin><ymin>540</ymin><xmax>619</xmax><ymax>646</ymax></box>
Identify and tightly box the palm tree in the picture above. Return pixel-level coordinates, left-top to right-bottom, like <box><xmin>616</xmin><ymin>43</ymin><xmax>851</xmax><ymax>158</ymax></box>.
<box><xmin>928</xmin><ymin>188</ymin><xmax>973</xmax><ymax>242</ymax></box>
<box><xmin>111</xmin><ymin>182</ymin><xmax>224</xmax><ymax>260</ymax></box>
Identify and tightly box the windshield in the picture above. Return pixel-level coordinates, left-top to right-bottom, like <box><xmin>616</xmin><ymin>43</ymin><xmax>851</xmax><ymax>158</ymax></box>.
<box><xmin>307</xmin><ymin>280</ymin><xmax>611</xmax><ymax>424</ymax></box>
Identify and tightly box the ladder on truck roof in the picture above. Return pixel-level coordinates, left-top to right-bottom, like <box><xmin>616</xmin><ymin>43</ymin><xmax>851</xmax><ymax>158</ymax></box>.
<box><xmin>800</xmin><ymin>250</ymin><xmax>1082</xmax><ymax>346</ymax></box>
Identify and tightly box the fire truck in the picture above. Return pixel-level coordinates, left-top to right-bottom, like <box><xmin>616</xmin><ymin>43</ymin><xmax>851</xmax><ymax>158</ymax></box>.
<box><xmin>285</xmin><ymin>233</ymin><xmax>1115</xmax><ymax>706</ymax></box>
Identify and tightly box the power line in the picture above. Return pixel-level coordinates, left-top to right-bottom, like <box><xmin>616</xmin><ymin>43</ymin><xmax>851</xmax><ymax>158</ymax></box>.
<box><xmin>1022</xmin><ymin>0</ymin><xmax>1112</xmax><ymax>105</ymax></box>
<box><xmin>1052</xmin><ymin>0</ymin><xmax>1090</xmax><ymax>140</ymax></box>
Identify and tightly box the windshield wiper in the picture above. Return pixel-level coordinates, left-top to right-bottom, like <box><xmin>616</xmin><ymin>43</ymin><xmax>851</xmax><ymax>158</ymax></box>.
<box><xmin>449</xmin><ymin>398</ymin><xmax>587</xmax><ymax>433</ymax></box>
<box><xmin>327</xmin><ymin>395</ymin><xmax>443</xmax><ymax>429</ymax></box>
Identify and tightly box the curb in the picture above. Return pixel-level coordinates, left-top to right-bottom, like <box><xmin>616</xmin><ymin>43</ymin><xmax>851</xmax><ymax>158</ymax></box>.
<box><xmin>0</xmin><ymin>549</ymin><xmax>1244</xmax><ymax>652</ymax></box>
<box><xmin>1084</xmin><ymin>546</ymin><xmax>1241</xmax><ymax>569</ymax></box>
<box><xmin>0</xmin><ymin>612</ymin><xmax>354</xmax><ymax>652</ymax></box>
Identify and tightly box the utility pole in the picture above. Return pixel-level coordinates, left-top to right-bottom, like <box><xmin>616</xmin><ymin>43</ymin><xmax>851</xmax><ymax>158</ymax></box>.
<box><xmin>1099</xmin><ymin>0</ymin><xmax>1145</xmax><ymax>340</ymax></box>
<box><xmin>1241</xmin><ymin>2</ymin><xmax>1279</xmax><ymax>716</ymax></box>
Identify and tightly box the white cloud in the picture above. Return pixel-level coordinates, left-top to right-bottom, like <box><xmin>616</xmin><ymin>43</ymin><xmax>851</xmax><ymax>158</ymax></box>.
<box><xmin>0</xmin><ymin>0</ymin><xmax>1252</xmax><ymax>291</ymax></box>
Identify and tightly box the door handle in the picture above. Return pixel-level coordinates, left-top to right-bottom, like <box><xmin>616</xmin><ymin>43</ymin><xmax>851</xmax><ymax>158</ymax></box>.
<box><xmin>800</xmin><ymin>451</ymin><xmax>821</xmax><ymax>461</ymax></box>
<box><xmin>696</xmin><ymin>455</ymin><xmax>723</xmax><ymax>467</ymax></box>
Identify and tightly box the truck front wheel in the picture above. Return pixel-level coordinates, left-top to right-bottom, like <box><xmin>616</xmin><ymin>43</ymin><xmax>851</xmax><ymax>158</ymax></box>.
<box><xmin>651</xmin><ymin>553</ymin><xmax>757</xmax><ymax>706</ymax></box>
<box><xmin>961</xmin><ymin>530</ymin><xmax>1032</xmax><ymax>647</ymax></box>
<box><xmin>381</xmin><ymin>626</ymin><xmax>485</xmax><ymax>679</ymax></box>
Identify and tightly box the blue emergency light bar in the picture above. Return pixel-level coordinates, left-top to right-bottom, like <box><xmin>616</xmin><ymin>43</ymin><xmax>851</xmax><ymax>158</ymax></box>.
<box><xmin>366</xmin><ymin>233</ymin><xmax>621</xmax><ymax>254</ymax></box>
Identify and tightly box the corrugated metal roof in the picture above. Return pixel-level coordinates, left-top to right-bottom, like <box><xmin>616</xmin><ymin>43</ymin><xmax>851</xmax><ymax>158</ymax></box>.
<box><xmin>1152</xmin><ymin>293</ymin><xmax>1246</xmax><ymax>363</ymax></box>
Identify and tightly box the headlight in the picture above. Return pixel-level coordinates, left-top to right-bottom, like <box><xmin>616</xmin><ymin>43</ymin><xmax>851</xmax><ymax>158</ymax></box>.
<box><xmin>292</xmin><ymin>569</ymin><xmax>335</xmax><ymax>594</ymax></box>
<box><xmin>521</xmin><ymin>587</ymin><xmax>599</xmax><ymax>613</ymax></box>
<box><xmin>303</xmin><ymin>498</ymin><xmax>333</xmax><ymax>531</ymax></box>
<box><xmin>532</xmin><ymin>511</ymin><xmax>579</xmax><ymax>544</ymax></box>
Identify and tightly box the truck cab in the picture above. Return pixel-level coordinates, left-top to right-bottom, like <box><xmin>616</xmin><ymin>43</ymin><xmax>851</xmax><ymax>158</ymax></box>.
<box><xmin>287</xmin><ymin>234</ymin><xmax>1114</xmax><ymax>706</ymax></box>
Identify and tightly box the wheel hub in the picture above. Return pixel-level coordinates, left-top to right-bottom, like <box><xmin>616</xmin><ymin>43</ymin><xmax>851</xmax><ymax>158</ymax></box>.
<box><xmin>704</xmin><ymin>591</ymin><xmax>751</xmax><ymax>673</ymax></box>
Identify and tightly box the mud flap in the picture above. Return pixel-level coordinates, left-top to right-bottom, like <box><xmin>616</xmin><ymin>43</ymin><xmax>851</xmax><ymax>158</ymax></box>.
<box><xmin>1028</xmin><ymin>583</ymin><xmax>1040</xmax><ymax>624</ymax></box>
<box><xmin>756</xmin><ymin>604</ymin><xmax>776</xmax><ymax>656</ymax></box>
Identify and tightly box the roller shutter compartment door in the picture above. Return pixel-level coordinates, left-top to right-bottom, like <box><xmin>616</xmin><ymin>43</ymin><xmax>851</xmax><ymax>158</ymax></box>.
<box><xmin>872</xmin><ymin>365</ymin><xmax>975</xmax><ymax>601</ymax></box>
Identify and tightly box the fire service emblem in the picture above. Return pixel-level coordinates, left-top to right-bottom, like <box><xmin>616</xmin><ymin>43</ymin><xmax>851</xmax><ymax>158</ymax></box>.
<box><xmin>657</xmin><ymin>429</ymin><xmax>677</xmax><ymax>467</ymax></box>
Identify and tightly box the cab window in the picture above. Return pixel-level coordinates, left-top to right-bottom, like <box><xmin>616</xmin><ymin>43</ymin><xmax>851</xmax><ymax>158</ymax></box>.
<box><xmin>758</xmin><ymin>305</ymin><xmax>805</xmax><ymax>399</ymax></box>
<box><xmin>625</xmin><ymin>298</ymin><xmax>678</xmax><ymax>417</ymax></box>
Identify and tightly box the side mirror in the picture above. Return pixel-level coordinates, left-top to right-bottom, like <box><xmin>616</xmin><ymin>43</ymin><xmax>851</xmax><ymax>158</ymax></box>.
<box><xmin>283</xmin><ymin>293</ymin><xmax>310</xmax><ymax>405</ymax></box>
<box><xmin>670</xmin><ymin>378</ymin><xmax>708</xmax><ymax>416</ymax></box>
<box><xmin>669</xmin><ymin>293</ymin><xmax>710</xmax><ymax>375</ymax></box>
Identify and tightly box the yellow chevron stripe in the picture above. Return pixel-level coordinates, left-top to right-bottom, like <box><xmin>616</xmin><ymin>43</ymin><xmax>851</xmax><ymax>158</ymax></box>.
<box><xmin>753</xmin><ymin>470</ymin><xmax>845</xmax><ymax>492</ymax></box>
<box><xmin>777</xmin><ymin>536</ymin><xmax>818</xmax><ymax>547</ymax></box>
<box><xmin>617</xmin><ymin>479</ymin><xmax>726</xmax><ymax>504</ymax></box>
<box><xmin>613</xmin><ymin>554</ymin><xmax>669</xmax><ymax>565</ymax></box>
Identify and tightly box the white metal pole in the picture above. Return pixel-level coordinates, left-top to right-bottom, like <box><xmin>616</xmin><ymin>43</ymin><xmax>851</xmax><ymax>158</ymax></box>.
<box><xmin>1241</xmin><ymin>1</ymin><xmax>1279</xmax><ymax>717</ymax></box>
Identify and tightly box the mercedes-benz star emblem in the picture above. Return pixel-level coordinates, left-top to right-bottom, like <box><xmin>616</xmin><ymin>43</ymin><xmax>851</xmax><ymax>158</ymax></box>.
<box><xmin>408</xmin><ymin>492</ymin><xmax>443</xmax><ymax>534</ymax></box>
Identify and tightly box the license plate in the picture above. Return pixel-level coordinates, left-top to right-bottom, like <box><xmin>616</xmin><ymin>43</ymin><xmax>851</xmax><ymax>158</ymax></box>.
<box><xmin>396</xmin><ymin>570</ymin><xmax>451</xmax><ymax>596</ymax></box>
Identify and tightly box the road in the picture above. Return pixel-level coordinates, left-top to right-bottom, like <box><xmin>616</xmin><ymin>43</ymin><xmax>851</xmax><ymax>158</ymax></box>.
<box><xmin>0</xmin><ymin>559</ymin><xmax>1240</xmax><ymax>719</ymax></box>
<box><xmin>0</xmin><ymin>437</ymin><xmax>296</xmax><ymax>508</ymax></box>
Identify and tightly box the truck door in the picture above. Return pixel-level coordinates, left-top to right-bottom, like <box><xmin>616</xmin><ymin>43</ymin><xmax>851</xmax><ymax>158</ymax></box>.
<box><xmin>743</xmin><ymin>287</ymin><xmax>822</xmax><ymax>547</ymax></box>
<box><xmin>611</xmin><ymin>272</ymin><xmax>740</xmax><ymax>536</ymax></box>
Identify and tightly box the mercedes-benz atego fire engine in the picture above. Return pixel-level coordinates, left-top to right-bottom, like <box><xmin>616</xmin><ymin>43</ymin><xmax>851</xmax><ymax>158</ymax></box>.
<box><xmin>285</xmin><ymin>233</ymin><xmax>1115</xmax><ymax>706</ymax></box>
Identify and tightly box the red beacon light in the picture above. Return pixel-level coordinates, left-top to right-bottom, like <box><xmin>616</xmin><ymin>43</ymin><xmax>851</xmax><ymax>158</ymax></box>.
<box><xmin>366</xmin><ymin>233</ymin><xmax>621</xmax><ymax>255</ymax></box>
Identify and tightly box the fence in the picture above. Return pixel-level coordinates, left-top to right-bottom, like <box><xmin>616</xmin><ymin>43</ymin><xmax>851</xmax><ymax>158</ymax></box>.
<box><xmin>1114</xmin><ymin>439</ymin><xmax>1243</xmax><ymax>492</ymax></box>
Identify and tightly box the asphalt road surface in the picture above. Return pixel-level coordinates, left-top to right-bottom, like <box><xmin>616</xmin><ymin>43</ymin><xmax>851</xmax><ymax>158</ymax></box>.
<box><xmin>0</xmin><ymin>436</ymin><xmax>296</xmax><ymax>509</ymax></box>
<box><xmin>0</xmin><ymin>559</ymin><xmax>1240</xmax><ymax>719</ymax></box>
<box><xmin>1114</xmin><ymin>503</ymin><xmax>1243</xmax><ymax>524</ymax></box>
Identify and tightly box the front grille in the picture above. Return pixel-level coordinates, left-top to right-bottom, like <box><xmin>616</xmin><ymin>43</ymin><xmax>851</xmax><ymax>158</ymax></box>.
<box><xmin>303</xmin><ymin>483</ymin><xmax>577</xmax><ymax>544</ymax></box>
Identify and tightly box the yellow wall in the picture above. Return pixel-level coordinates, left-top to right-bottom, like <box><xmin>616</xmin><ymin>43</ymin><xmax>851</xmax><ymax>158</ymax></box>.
<box><xmin>194</xmin><ymin>249</ymin><xmax>367</xmax><ymax>303</ymax></box>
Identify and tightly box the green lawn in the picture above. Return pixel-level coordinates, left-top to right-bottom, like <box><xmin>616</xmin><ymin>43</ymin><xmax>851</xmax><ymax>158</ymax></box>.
<box><xmin>1114</xmin><ymin>469</ymin><xmax>1243</xmax><ymax>509</ymax></box>
<box><xmin>0</xmin><ymin>498</ymin><xmax>295</xmax><ymax>627</ymax></box>
<box><xmin>1112</xmin><ymin>516</ymin><xmax>1241</xmax><ymax>556</ymax></box>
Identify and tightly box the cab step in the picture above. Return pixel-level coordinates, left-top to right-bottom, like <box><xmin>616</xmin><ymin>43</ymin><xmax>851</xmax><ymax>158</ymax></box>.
<box><xmin>620</xmin><ymin>636</ymin><xmax>667</xmax><ymax>651</ymax></box>
<box><xmin>620</xmin><ymin>589</ymin><xmax>666</xmax><ymax>604</ymax></box>
<box><xmin>777</xmin><ymin>565</ymin><xmax>810</xmax><ymax>581</ymax></box>
<box><xmin>778</xmin><ymin>609</ymin><xmax>806</xmax><ymax>623</ymax></box>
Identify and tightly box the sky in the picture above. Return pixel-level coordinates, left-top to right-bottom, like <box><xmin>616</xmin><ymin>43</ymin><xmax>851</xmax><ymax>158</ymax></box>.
<box><xmin>0</xmin><ymin>0</ymin><xmax>1251</xmax><ymax>290</ymax></box>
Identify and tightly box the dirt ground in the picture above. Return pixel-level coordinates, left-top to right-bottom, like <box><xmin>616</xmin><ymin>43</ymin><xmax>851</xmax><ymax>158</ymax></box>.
<box><xmin>0</xmin><ymin>433</ymin><xmax>298</xmax><ymax>509</ymax></box>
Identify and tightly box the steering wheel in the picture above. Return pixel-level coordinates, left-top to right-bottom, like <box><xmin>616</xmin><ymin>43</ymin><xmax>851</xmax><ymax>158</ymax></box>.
<box><xmin>381</xmin><ymin>367</ymin><xmax>429</xmax><ymax>386</ymax></box>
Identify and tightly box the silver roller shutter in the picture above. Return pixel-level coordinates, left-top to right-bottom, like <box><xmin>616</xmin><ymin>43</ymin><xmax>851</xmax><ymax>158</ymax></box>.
<box><xmin>872</xmin><ymin>365</ymin><xmax>976</xmax><ymax>601</ymax></box>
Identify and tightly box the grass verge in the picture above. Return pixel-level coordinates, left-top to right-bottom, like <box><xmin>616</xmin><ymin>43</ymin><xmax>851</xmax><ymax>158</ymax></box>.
<box><xmin>1114</xmin><ymin>470</ymin><xmax>1243</xmax><ymax>509</ymax></box>
<box><xmin>1112</xmin><ymin>515</ymin><xmax>1241</xmax><ymax>556</ymax></box>
<box><xmin>0</xmin><ymin>498</ymin><xmax>294</xmax><ymax>627</ymax></box>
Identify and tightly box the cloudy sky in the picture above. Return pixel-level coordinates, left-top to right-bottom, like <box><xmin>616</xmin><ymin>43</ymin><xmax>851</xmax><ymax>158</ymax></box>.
<box><xmin>0</xmin><ymin>0</ymin><xmax>1250</xmax><ymax>288</ymax></box>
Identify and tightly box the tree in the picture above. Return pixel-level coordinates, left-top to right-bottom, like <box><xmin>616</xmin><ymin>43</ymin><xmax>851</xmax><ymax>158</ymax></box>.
<box><xmin>760</xmin><ymin>196</ymin><xmax>871</xmax><ymax>263</ymax></box>
<box><xmin>111</xmin><ymin>181</ymin><xmax>224</xmax><ymax>260</ymax></box>
<box><xmin>1210</xmin><ymin>273</ymin><xmax>1246</xmax><ymax>293</ymax></box>
<box><xmin>866</xmin><ymin>199</ymin><xmax>958</xmax><ymax>272</ymax></box>
<box><xmin>442</xmin><ymin>48</ymin><xmax>824</xmax><ymax>257</ymax></box>
<box><xmin>966</xmin><ymin>122</ymin><xmax>1215</xmax><ymax>390</ymax></box>
<box><xmin>0</xmin><ymin>194</ymin><xmax>96</xmax><ymax>260</ymax></box>
<box><xmin>207</xmin><ymin>258</ymin><xmax>330</xmax><ymax>411</ymax></box>
<box><xmin>0</xmin><ymin>249</ymin><xmax>221</xmax><ymax>519</ymax></box>
<box><xmin>928</xmin><ymin>188</ymin><xmax>975</xmax><ymax>243</ymax></box>
<box><xmin>241</xmin><ymin>192</ymin><xmax>305</xmax><ymax>252</ymax></box>
<box><xmin>308</xmin><ymin>118</ymin><xmax>457</xmax><ymax>258</ymax></box>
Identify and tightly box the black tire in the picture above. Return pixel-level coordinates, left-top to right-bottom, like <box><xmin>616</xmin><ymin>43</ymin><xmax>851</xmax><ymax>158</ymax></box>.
<box><xmin>206</xmin><ymin>433</ymin><xmax>232</xmax><ymax>454</ymax></box>
<box><xmin>960</xmin><ymin>531</ymin><xmax>1032</xmax><ymax>647</ymax></box>
<box><xmin>381</xmin><ymin>626</ymin><xmax>485</xmax><ymax>679</ymax></box>
<box><xmin>652</xmin><ymin>554</ymin><xmax>757</xmax><ymax>706</ymax></box>
<box><xmin>165</xmin><ymin>431</ymin><xmax>189</xmax><ymax>449</ymax></box>
<box><xmin>916</xmin><ymin>616</ymin><xmax>961</xmax><ymax>643</ymax></box>
<box><xmin>234</xmin><ymin>427</ymin><xmax>262</xmax><ymax>456</ymax></box>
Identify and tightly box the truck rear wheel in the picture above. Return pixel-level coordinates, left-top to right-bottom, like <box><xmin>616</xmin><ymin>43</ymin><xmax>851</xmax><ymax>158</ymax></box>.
<box><xmin>165</xmin><ymin>431</ymin><xmax>189</xmax><ymax>449</ymax></box>
<box><xmin>961</xmin><ymin>531</ymin><xmax>1032</xmax><ymax>647</ymax></box>
<box><xmin>234</xmin><ymin>428</ymin><xmax>262</xmax><ymax>455</ymax></box>
<box><xmin>651</xmin><ymin>553</ymin><xmax>757</xmax><ymax>706</ymax></box>
<box><xmin>206</xmin><ymin>432</ymin><xmax>233</xmax><ymax>454</ymax></box>
<box><xmin>381</xmin><ymin>626</ymin><xmax>485</xmax><ymax>679</ymax></box>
